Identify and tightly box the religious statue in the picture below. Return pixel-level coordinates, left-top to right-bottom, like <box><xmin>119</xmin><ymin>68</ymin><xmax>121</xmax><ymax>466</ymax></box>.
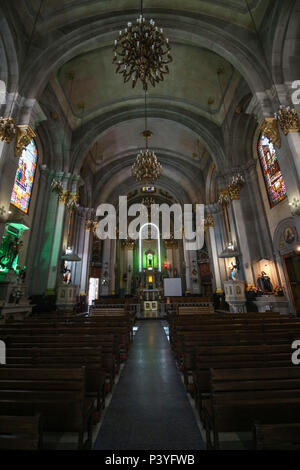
<box><xmin>62</xmin><ymin>268</ymin><xmax>72</xmax><ymax>285</ymax></box>
<box><xmin>257</xmin><ymin>271</ymin><xmax>273</xmax><ymax>293</ymax></box>
<box><xmin>0</xmin><ymin>234</ymin><xmax>23</xmax><ymax>271</ymax></box>
<box><xmin>228</xmin><ymin>261</ymin><xmax>239</xmax><ymax>281</ymax></box>
<box><xmin>18</xmin><ymin>266</ymin><xmax>27</xmax><ymax>282</ymax></box>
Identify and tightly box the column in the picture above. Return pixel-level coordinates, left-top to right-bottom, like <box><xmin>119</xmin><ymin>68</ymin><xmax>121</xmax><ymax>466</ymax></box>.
<box><xmin>126</xmin><ymin>244</ymin><xmax>134</xmax><ymax>295</ymax></box>
<box><xmin>26</xmin><ymin>168</ymin><xmax>54</xmax><ymax>295</ymax></box>
<box><xmin>109</xmin><ymin>238</ymin><xmax>117</xmax><ymax>295</ymax></box>
<box><xmin>80</xmin><ymin>225</ymin><xmax>91</xmax><ymax>295</ymax></box>
<box><xmin>204</xmin><ymin>211</ymin><xmax>222</xmax><ymax>292</ymax></box>
<box><xmin>228</xmin><ymin>182</ymin><xmax>255</xmax><ymax>285</ymax></box>
<box><xmin>274</xmin><ymin>98</ymin><xmax>300</xmax><ymax>182</ymax></box>
<box><xmin>183</xmin><ymin>235</ymin><xmax>191</xmax><ymax>294</ymax></box>
<box><xmin>100</xmin><ymin>238</ymin><xmax>111</xmax><ymax>296</ymax></box>
<box><xmin>46</xmin><ymin>173</ymin><xmax>69</xmax><ymax>293</ymax></box>
<box><xmin>71</xmin><ymin>207</ymin><xmax>91</xmax><ymax>295</ymax></box>
<box><xmin>190</xmin><ymin>250</ymin><xmax>200</xmax><ymax>295</ymax></box>
<box><xmin>212</xmin><ymin>205</ymin><xmax>228</xmax><ymax>285</ymax></box>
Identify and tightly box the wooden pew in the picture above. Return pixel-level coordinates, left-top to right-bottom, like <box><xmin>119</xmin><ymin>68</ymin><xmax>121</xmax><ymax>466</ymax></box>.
<box><xmin>253</xmin><ymin>423</ymin><xmax>300</xmax><ymax>450</ymax></box>
<box><xmin>3</xmin><ymin>330</ymin><xmax>121</xmax><ymax>378</ymax></box>
<box><xmin>4</xmin><ymin>337</ymin><xmax>117</xmax><ymax>390</ymax></box>
<box><xmin>191</xmin><ymin>343</ymin><xmax>293</xmax><ymax>415</ymax></box>
<box><xmin>0</xmin><ymin>415</ymin><xmax>42</xmax><ymax>450</ymax></box>
<box><xmin>203</xmin><ymin>367</ymin><xmax>300</xmax><ymax>449</ymax></box>
<box><xmin>5</xmin><ymin>346</ymin><xmax>106</xmax><ymax>412</ymax></box>
<box><xmin>176</xmin><ymin>305</ymin><xmax>215</xmax><ymax>315</ymax></box>
<box><xmin>0</xmin><ymin>367</ymin><xmax>94</xmax><ymax>450</ymax></box>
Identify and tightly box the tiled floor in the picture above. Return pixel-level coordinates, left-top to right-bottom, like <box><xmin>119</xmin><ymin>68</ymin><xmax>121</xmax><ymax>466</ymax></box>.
<box><xmin>93</xmin><ymin>320</ymin><xmax>205</xmax><ymax>450</ymax></box>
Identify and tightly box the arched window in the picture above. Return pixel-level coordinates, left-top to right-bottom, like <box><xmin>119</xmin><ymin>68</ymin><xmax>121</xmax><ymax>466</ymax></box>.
<box><xmin>10</xmin><ymin>139</ymin><xmax>38</xmax><ymax>214</ymax></box>
<box><xmin>257</xmin><ymin>134</ymin><xmax>287</xmax><ymax>208</ymax></box>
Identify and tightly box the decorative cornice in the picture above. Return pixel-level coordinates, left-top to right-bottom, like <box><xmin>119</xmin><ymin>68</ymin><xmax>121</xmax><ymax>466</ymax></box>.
<box><xmin>275</xmin><ymin>106</ymin><xmax>300</xmax><ymax>136</ymax></box>
<box><xmin>259</xmin><ymin>118</ymin><xmax>281</xmax><ymax>148</ymax></box>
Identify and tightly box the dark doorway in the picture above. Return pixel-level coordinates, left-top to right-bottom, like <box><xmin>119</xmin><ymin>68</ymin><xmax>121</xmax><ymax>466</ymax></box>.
<box><xmin>284</xmin><ymin>254</ymin><xmax>300</xmax><ymax>314</ymax></box>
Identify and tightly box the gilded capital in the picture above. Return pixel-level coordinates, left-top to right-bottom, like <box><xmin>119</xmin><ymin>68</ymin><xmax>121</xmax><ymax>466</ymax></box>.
<box><xmin>15</xmin><ymin>125</ymin><xmax>36</xmax><ymax>156</ymax></box>
<box><xmin>0</xmin><ymin>117</ymin><xmax>17</xmax><ymax>144</ymax></box>
<box><xmin>259</xmin><ymin>118</ymin><xmax>281</xmax><ymax>148</ymax></box>
<box><xmin>58</xmin><ymin>189</ymin><xmax>69</xmax><ymax>204</ymax></box>
<box><xmin>204</xmin><ymin>215</ymin><xmax>214</xmax><ymax>229</ymax></box>
<box><xmin>218</xmin><ymin>189</ymin><xmax>230</xmax><ymax>207</ymax></box>
<box><xmin>122</xmin><ymin>239</ymin><xmax>135</xmax><ymax>249</ymax></box>
<box><xmin>275</xmin><ymin>106</ymin><xmax>300</xmax><ymax>136</ymax></box>
<box><xmin>165</xmin><ymin>239</ymin><xmax>178</xmax><ymax>249</ymax></box>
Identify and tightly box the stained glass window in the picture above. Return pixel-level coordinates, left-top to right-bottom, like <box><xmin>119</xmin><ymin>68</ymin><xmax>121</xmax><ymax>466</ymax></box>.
<box><xmin>10</xmin><ymin>139</ymin><xmax>38</xmax><ymax>214</ymax></box>
<box><xmin>257</xmin><ymin>134</ymin><xmax>287</xmax><ymax>208</ymax></box>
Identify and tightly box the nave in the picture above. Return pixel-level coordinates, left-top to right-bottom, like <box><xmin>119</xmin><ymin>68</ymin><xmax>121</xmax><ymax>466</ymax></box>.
<box><xmin>93</xmin><ymin>320</ymin><xmax>204</xmax><ymax>451</ymax></box>
<box><xmin>0</xmin><ymin>0</ymin><xmax>300</xmax><ymax>454</ymax></box>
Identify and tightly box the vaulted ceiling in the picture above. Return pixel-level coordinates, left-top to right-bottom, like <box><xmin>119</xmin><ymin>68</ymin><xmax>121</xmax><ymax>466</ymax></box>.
<box><xmin>4</xmin><ymin>0</ymin><xmax>283</xmax><ymax>207</ymax></box>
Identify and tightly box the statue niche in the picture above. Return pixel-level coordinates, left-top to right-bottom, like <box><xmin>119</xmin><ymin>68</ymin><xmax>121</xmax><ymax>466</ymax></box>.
<box><xmin>257</xmin><ymin>271</ymin><xmax>273</xmax><ymax>293</ymax></box>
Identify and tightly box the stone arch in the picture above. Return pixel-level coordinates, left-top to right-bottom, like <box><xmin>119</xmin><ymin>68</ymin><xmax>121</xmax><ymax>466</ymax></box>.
<box><xmin>271</xmin><ymin>0</ymin><xmax>300</xmax><ymax>83</ymax></box>
<box><xmin>20</xmin><ymin>13</ymin><xmax>270</xmax><ymax>103</ymax></box>
<box><xmin>0</xmin><ymin>10</ymin><xmax>19</xmax><ymax>95</ymax></box>
<box><xmin>205</xmin><ymin>163</ymin><xmax>217</xmax><ymax>205</ymax></box>
<box><xmin>71</xmin><ymin>105</ymin><xmax>225</xmax><ymax>175</ymax></box>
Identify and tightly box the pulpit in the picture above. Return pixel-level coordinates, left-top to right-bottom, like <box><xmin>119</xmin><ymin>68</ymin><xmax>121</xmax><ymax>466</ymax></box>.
<box><xmin>224</xmin><ymin>280</ymin><xmax>247</xmax><ymax>313</ymax></box>
<box><xmin>56</xmin><ymin>284</ymin><xmax>78</xmax><ymax>311</ymax></box>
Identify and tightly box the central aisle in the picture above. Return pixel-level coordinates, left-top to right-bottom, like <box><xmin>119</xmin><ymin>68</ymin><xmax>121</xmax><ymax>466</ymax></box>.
<box><xmin>93</xmin><ymin>320</ymin><xmax>204</xmax><ymax>450</ymax></box>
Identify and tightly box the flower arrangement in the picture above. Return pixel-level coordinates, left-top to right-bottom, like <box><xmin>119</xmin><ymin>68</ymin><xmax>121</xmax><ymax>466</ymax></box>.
<box><xmin>274</xmin><ymin>285</ymin><xmax>284</xmax><ymax>296</ymax></box>
<box><xmin>246</xmin><ymin>285</ymin><xmax>257</xmax><ymax>292</ymax></box>
<box><xmin>246</xmin><ymin>285</ymin><xmax>263</xmax><ymax>298</ymax></box>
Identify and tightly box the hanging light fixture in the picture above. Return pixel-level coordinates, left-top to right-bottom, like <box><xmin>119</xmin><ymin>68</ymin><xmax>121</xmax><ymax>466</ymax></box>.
<box><xmin>131</xmin><ymin>92</ymin><xmax>163</xmax><ymax>185</ymax></box>
<box><xmin>112</xmin><ymin>0</ymin><xmax>172</xmax><ymax>90</ymax></box>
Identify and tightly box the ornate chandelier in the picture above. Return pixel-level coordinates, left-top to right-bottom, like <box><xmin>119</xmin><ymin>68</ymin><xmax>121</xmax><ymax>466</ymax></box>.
<box><xmin>112</xmin><ymin>1</ymin><xmax>172</xmax><ymax>90</ymax></box>
<box><xmin>132</xmin><ymin>147</ymin><xmax>162</xmax><ymax>185</ymax></box>
<box><xmin>132</xmin><ymin>87</ymin><xmax>163</xmax><ymax>185</ymax></box>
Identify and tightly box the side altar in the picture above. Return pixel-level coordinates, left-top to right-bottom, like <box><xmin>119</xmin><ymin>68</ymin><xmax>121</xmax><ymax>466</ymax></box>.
<box><xmin>0</xmin><ymin>221</ymin><xmax>32</xmax><ymax>322</ymax></box>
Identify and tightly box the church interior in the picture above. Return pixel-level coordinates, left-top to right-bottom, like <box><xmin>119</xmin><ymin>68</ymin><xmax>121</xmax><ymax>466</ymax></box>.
<box><xmin>0</xmin><ymin>0</ymin><xmax>300</xmax><ymax>452</ymax></box>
